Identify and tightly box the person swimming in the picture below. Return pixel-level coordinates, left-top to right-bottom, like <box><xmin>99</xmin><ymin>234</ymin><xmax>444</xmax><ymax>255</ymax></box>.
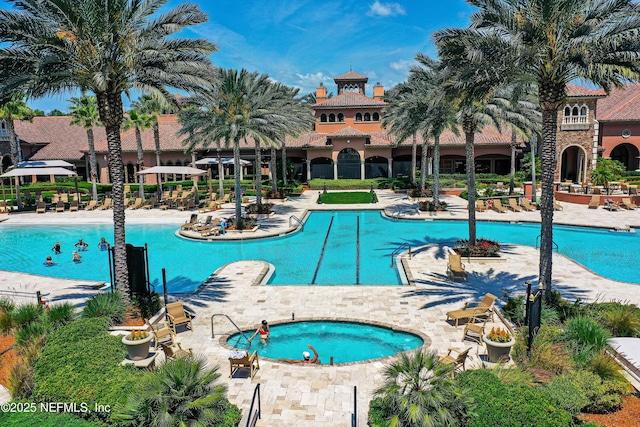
<box><xmin>248</xmin><ymin>320</ymin><xmax>270</xmax><ymax>342</ymax></box>
<box><xmin>75</xmin><ymin>239</ymin><xmax>89</xmax><ymax>251</ymax></box>
<box><xmin>72</xmin><ymin>251</ymin><xmax>82</xmax><ymax>263</ymax></box>
<box><xmin>98</xmin><ymin>237</ymin><xmax>109</xmax><ymax>251</ymax></box>
<box><xmin>51</xmin><ymin>242</ymin><xmax>61</xmax><ymax>254</ymax></box>
<box><xmin>278</xmin><ymin>345</ymin><xmax>320</xmax><ymax>364</ymax></box>
<box><xmin>44</xmin><ymin>256</ymin><xmax>55</xmax><ymax>266</ymax></box>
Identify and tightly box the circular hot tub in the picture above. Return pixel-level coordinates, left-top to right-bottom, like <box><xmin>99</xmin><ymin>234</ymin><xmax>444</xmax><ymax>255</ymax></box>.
<box><xmin>226</xmin><ymin>320</ymin><xmax>426</xmax><ymax>364</ymax></box>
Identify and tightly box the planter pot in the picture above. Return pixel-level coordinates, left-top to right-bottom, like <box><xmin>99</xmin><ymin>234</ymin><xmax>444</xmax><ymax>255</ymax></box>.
<box><xmin>483</xmin><ymin>336</ymin><xmax>515</xmax><ymax>363</ymax></box>
<box><xmin>122</xmin><ymin>334</ymin><xmax>153</xmax><ymax>361</ymax></box>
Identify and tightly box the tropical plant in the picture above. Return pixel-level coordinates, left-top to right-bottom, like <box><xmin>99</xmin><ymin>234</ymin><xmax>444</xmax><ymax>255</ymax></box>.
<box><xmin>445</xmin><ymin>0</ymin><xmax>640</xmax><ymax>300</ymax></box>
<box><xmin>69</xmin><ymin>95</ymin><xmax>101</xmax><ymax>200</ymax></box>
<box><xmin>179</xmin><ymin>68</ymin><xmax>313</xmax><ymax>229</ymax></box>
<box><xmin>0</xmin><ymin>94</ymin><xmax>35</xmax><ymax>210</ymax></box>
<box><xmin>82</xmin><ymin>291</ymin><xmax>127</xmax><ymax>326</ymax></box>
<box><xmin>591</xmin><ymin>158</ymin><xmax>625</xmax><ymax>195</ymax></box>
<box><xmin>598</xmin><ymin>302</ymin><xmax>640</xmax><ymax>337</ymax></box>
<box><xmin>0</xmin><ymin>0</ymin><xmax>217</xmax><ymax>298</ymax></box>
<box><xmin>45</xmin><ymin>302</ymin><xmax>76</xmax><ymax>329</ymax></box>
<box><xmin>123</xmin><ymin>109</ymin><xmax>154</xmax><ymax>198</ymax></box>
<box><xmin>112</xmin><ymin>355</ymin><xmax>241</xmax><ymax>426</ymax></box>
<box><xmin>372</xmin><ymin>348</ymin><xmax>471</xmax><ymax>427</ymax></box>
<box><xmin>126</xmin><ymin>330</ymin><xmax>149</xmax><ymax>340</ymax></box>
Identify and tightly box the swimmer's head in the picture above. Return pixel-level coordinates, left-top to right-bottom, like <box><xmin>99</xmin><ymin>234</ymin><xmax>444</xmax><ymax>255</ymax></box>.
<box><xmin>303</xmin><ymin>351</ymin><xmax>311</xmax><ymax>361</ymax></box>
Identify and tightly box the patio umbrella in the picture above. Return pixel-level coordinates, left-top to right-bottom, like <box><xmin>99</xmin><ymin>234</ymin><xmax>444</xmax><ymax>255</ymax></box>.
<box><xmin>1</xmin><ymin>167</ymin><xmax>77</xmax><ymax>210</ymax></box>
<box><xmin>137</xmin><ymin>166</ymin><xmax>206</xmax><ymax>203</ymax></box>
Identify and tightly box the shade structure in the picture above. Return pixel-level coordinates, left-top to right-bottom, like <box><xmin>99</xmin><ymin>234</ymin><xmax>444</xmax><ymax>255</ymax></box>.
<box><xmin>136</xmin><ymin>166</ymin><xmax>206</xmax><ymax>175</ymax></box>
<box><xmin>194</xmin><ymin>157</ymin><xmax>251</xmax><ymax>165</ymax></box>
<box><xmin>1</xmin><ymin>167</ymin><xmax>77</xmax><ymax>177</ymax></box>
<box><xmin>17</xmin><ymin>160</ymin><xmax>74</xmax><ymax>168</ymax></box>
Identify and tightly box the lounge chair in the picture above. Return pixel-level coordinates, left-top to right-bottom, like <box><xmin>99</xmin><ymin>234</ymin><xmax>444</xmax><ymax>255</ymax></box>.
<box><xmin>507</xmin><ymin>198</ymin><xmax>522</xmax><ymax>212</ymax></box>
<box><xmin>0</xmin><ymin>200</ymin><xmax>8</xmax><ymax>214</ymax></box>
<box><xmin>85</xmin><ymin>200</ymin><xmax>98</xmax><ymax>211</ymax></box>
<box><xmin>229</xmin><ymin>350</ymin><xmax>259</xmax><ymax>379</ymax></box>
<box><xmin>98</xmin><ymin>198</ymin><xmax>112</xmax><ymax>210</ymax></box>
<box><xmin>621</xmin><ymin>198</ymin><xmax>637</xmax><ymax>210</ymax></box>
<box><xmin>180</xmin><ymin>213</ymin><xmax>199</xmax><ymax>231</ymax></box>
<box><xmin>160</xmin><ymin>342</ymin><xmax>192</xmax><ymax>360</ymax></box>
<box><xmin>145</xmin><ymin>319</ymin><xmax>175</xmax><ymax>348</ymax></box>
<box><xmin>446</xmin><ymin>250</ymin><xmax>467</xmax><ymax>282</ymax></box>
<box><xmin>193</xmin><ymin>216</ymin><xmax>214</xmax><ymax>232</ymax></box>
<box><xmin>520</xmin><ymin>198</ymin><xmax>536</xmax><ymax>211</ymax></box>
<box><xmin>446</xmin><ymin>293</ymin><xmax>497</xmax><ymax>326</ymax></box>
<box><xmin>36</xmin><ymin>201</ymin><xmax>46</xmax><ymax>214</ymax></box>
<box><xmin>588</xmin><ymin>195</ymin><xmax>600</xmax><ymax>209</ymax></box>
<box><xmin>218</xmin><ymin>193</ymin><xmax>231</xmax><ymax>205</ymax></box>
<box><xmin>475</xmin><ymin>200</ymin><xmax>486</xmax><ymax>212</ymax></box>
<box><xmin>69</xmin><ymin>199</ymin><xmax>79</xmax><ymax>212</ymax></box>
<box><xmin>142</xmin><ymin>196</ymin><xmax>157</xmax><ymax>209</ymax></box>
<box><xmin>166</xmin><ymin>301</ymin><xmax>193</xmax><ymax>334</ymax></box>
<box><xmin>129</xmin><ymin>198</ymin><xmax>144</xmax><ymax>210</ymax></box>
<box><xmin>462</xmin><ymin>316</ymin><xmax>488</xmax><ymax>344</ymax></box>
<box><xmin>199</xmin><ymin>200</ymin><xmax>220</xmax><ymax>213</ymax></box>
<box><xmin>55</xmin><ymin>200</ymin><xmax>65</xmax><ymax>213</ymax></box>
<box><xmin>200</xmin><ymin>219</ymin><xmax>222</xmax><ymax>237</ymax></box>
<box><xmin>495</xmin><ymin>182</ymin><xmax>505</xmax><ymax>193</ymax></box>
<box><xmin>177</xmin><ymin>197</ymin><xmax>195</xmax><ymax>211</ymax></box>
<box><xmin>553</xmin><ymin>199</ymin><xmax>563</xmax><ymax>211</ymax></box>
<box><xmin>491</xmin><ymin>199</ymin><xmax>508</xmax><ymax>213</ymax></box>
<box><xmin>604</xmin><ymin>199</ymin><xmax>620</xmax><ymax>211</ymax></box>
<box><xmin>440</xmin><ymin>347</ymin><xmax>471</xmax><ymax>374</ymax></box>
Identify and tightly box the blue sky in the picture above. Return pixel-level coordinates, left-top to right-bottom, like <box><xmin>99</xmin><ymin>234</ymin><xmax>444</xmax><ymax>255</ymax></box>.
<box><xmin>0</xmin><ymin>0</ymin><xmax>475</xmax><ymax>112</ymax></box>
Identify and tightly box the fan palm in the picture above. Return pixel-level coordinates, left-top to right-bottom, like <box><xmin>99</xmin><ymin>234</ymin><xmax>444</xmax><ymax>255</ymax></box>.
<box><xmin>179</xmin><ymin>68</ymin><xmax>312</xmax><ymax>228</ymax></box>
<box><xmin>123</xmin><ymin>109</ymin><xmax>154</xmax><ymax>199</ymax></box>
<box><xmin>69</xmin><ymin>95</ymin><xmax>100</xmax><ymax>201</ymax></box>
<box><xmin>0</xmin><ymin>0</ymin><xmax>217</xmax><ymax>296</ymax></box>
<box><xmin>0</xmin><ymin>94</ymin><xmax>34</xmax><ymax>210</ymax></box>
<box><xmin>373</xmin><ymin>349</ymin><xmax>471</xmax><ymax>427</ymax></box>
<box><xmin>438</xmin><ymin>0</ymin><xmax>640</xmax><ymax>299</ymax></box>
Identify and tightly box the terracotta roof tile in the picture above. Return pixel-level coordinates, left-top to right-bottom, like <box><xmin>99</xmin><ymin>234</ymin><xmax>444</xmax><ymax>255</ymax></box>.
<box><xmin>333</xmin><ymin>71</ymin><xmax>368</xmax><ymax>81</ymax></box>
<box><xmin>566</xmin><ymin>83</ymin><xmax>606</xmax><ymax>98</ymax></box>
<box><xmin>314</xmin><ymin>92</ymin><xmax>386</xmax><ymax>108</ymax></box>
<box><xmin>596</xmin><ymin>84</ymin><xmax>640</xmax><ymax>121</ymax></box>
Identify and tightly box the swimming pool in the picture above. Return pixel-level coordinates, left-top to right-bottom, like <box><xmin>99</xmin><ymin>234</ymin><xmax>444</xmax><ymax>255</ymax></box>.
<box><xmin>226</xmin><ymin>320</ymin><xmax>425</xmax><ymax>364</ymax></box>
<box><xmin>0</xmin><ymin>210</ymin><xmax>638</xmax><ymax>291</ymax></box>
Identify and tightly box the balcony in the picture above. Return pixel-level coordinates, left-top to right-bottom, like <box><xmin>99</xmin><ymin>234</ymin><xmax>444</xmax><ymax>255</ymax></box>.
<box><xmin>561</xmin><ymin>115</ymin><xmax>590</xmax><ymax>131</ymax></box>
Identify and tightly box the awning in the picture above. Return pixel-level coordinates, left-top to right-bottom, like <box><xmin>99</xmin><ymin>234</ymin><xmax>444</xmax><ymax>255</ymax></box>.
<box><xmin>1</xmin><ymin>167</ymin><xmax>77</xmax><ymax>177</ymax></box>
<box><xmin>137</xmin><ymin>166</ymin><xmax>206</xmax><ymax>175</ymax></box>
<box><xmin>17</xmin><ymin>160</ymin><xmax>75</xmax><ymax>168</ymax></box>
<box><xmin>194</xmin><ymin>157</ymin><xmax>251</xmax><ymax>166</ymax></box>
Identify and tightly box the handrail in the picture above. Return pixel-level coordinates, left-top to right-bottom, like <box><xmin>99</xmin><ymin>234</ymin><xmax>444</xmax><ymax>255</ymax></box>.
<box><xmin>535</xmin><ymin>235</ymin><xmax>558</xmax><ymax>252</ymax></box>
<box><xmin>244</xmin><ymin>383</ymin><xmax>261</xmax><ymax>427</ymax></box>
<box><xmin>210</xmin><ymin>313</ymin><xmax>251</xmax><ymax>342</ymax></box>
<box><xmin>391</xmin><ymin>243</ymin><xmax>411</xmax><ymax>266</ymax></box>
<box><xmin>351</xmin><ymin>385</ymin><xmax>357</xmax><ymax>427</ymax></box>
<box><xmin>289</xmin><ymin>215</ymin><xmax>304</xmax><ymax>231</ymax></box>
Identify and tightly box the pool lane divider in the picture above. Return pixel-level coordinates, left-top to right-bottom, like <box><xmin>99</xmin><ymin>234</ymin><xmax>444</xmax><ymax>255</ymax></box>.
<box><xmin>356</xmin><ymin>215</ymin><xmax>360</xmax><ymax>284</ymax></box>
<box><xmin>311</xmin><ymin>216</ymin><xmax>334</xmax><ymax>285</ymax></box>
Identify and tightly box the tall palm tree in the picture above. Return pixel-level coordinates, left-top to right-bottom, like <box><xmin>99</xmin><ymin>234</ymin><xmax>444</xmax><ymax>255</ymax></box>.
<box><xmin>0</xmin><ymin>94</ymin><xmax>34</xmax><ymax>210</ymax></box>
<box><xmin>446</xmin><ymin>0</ymin><xmax>640</xmax><ymax>299</ymax></box>
<box><xmin>373</xmin><ymin>349</ymin><xmax>471</xmax><ymax>427</ymax></box>
<box><xmin>179</xmin><ymin>68</ymin><xmax>313</xmax><ymax>228</ymax></box>
<box><xmin>69</xmin><ymin>95</ymin><xmax>100</xmax><ymax>201</ymax></box>
<box><xmin>0</xmin><ymin>0</ymin><xmax>217</xmax><ymax>296</ymax></box>
<box><xmin>112</xmin><ymin>355</ymin><xmax>236</xmax><ymax>426</ymax></box>
<box><xmin>123</xmin><ymin>109</ymin><xmax>154</xmax><ymax>199</ymax></box>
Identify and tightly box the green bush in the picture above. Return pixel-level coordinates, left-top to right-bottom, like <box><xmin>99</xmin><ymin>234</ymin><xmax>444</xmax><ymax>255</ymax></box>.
<box><xmin>512</xmin><ymin>326</ymin><xmax>575</xmax><ymax>374</ymax></box>
<box><xmin>15</xmin><ymin>320</ymin><xmax>51</xmax><ymax>347</ymax></box>
<box><xmin>82</xmin><ymin>291</ymin><xmax>127</xmax><ymax>325</ymax></box>
<box><xmin>46</xmin><ymin>302</ymin><xmax>77</xmax><ymax>329</ymax></box>
<box><xmin>563</xmin><ymin>316</ymin><xmax>611</xmax><ymax>356</ymax></box>
<box><xmin>12</xmin><ymin>304</ymin><xmax>44</xmax><ymax>329</ymax></box>
<box><xmin>545</xmin><ymin>370</ymin><xmax>627</xmax><ymax>415</ymax></box>
<box><xmin>593</xmin><ymin>302</ymin><xmax>640</xmax><ymax>337</ymax></box>
<box><xmin>0</xmin><ymin>408</ymin><xmax>102</xmax><ymax>426</ymax></box>
<box><xmin>501</xmin><ymin>293</ymin><xmax>526</xmax><ymax>326</ymax></box>
<box><xmin>456</xmin><ymin>370</ymin><xmax>574</xmax><ymax>426</ymax></box>
<box><xmin>131</xmin><ymin>293</ymin><xmax>161</xmax><ymax>320</ymax></box>
<box><xmin>32</xmin><ymin>317</ymin><xmax>141</xmax><ymax>422</ymax></box>
<box><xmin>367</xmin><ymin>397</ymin><xmax>390</xmax><ymax>427</ymax></box>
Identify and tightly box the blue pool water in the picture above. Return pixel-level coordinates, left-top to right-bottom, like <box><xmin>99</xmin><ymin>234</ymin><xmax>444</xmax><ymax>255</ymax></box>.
<box><xmin>0</xmin><ymin>210</ymin><xmax>638</xmax><ymax>292</ymax></box>
<box><xmin>226</xmin><ymin>321</ymin><xmax>424</xmax><ymax>364</ymax></box>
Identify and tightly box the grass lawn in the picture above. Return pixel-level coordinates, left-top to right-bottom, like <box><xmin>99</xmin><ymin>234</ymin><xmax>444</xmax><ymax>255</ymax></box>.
<box><xmin>320</xmin><ymin>191</ymin><xmax>374</xmax><ymax>204</ymax></box>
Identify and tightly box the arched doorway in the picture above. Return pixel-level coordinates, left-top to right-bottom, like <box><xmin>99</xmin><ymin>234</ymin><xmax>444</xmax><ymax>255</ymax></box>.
<box><xmin>560</xmin><ymin>146</ymin><xmax>587</xmax><ymax>183</ymax></box>
<box><xmin>288</xmin><ymin>156</ymin><xmax>306</xmax><ymax>182</ymax></box>
<box><xmin>392</xmin><ymin>154</ymin><xmax>412</xmax><ymax>178</ymax></box>
<box><xmin>310</xmin><ymin>157</ymin><xmax>333</xmax><ymax>179</ymax></box>
<box><xmin>337</xmin><ymin>148</ymin><xmax>360</xmax><ymax>179</ymax></box>
<box><xmin>126</xmin><ymin>163</ymin><xmax>136</xmax><ymax>183</ymax></box>
<box><xmin>610</xmin><ymin>143</ymin><xmax>640</xmax><ymax>171</ymax></box>
<box><xmin>365</xmin><ymin>156</ymin><xmax>388</xmax><ymax>178</ymax></box>
<box><xmin>1</xmin><ymin>155</ymin><xmax>13</xmax><ymax>172</ymax></box>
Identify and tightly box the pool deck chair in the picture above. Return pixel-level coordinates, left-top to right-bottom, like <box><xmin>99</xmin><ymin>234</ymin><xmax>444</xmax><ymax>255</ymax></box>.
<box><xmin>446</xmin><ymin>251</ymin><xmax>467</xmax><ymax>282</ymax></box>
<box><xmin>54</xmin><ymin>200</ymin><xmax>65</xmax><ymax>213</ymax></box>
<box><xmin>85</xmin><ymin>200</ymin><xmax>98</xmax><ymax>211</ymax></box>
<box><xmin>521</xmin><ymin>198</ymin><xmax>536</xmax><ymax>211</ymax></box>
<box><xmin>491</xmin><ymin>199</ymin><xmax>508</xmax><ymax>213</ymax></box>
<box><xmin>446</xmin><ymin>293</ymin><xmax>497</xmax><ymax>327</ymax></box>
<box><xmin>440</xmin><ymin>347</ymin><xmax>471</xmax><ymax>374</ymax></box>
<box><xmin>36</xmin><ymin>201</ymin><xmax>46</xmax><ymax>214</ymax></box>
<box><xmin>475</xmin><ymin>200</ymin><xmax>486</xmax><ymax>212</ymax></box>
<box><xmin>553</xmin><ymin>199</ymin><xmax>563</xmax><ymax>211</ymax></box>
<box><xmin>166</xmin><ymin>301</ymin><xmax>193</xmax><ymax>334</ymax></box>
<box><xmin>621</xmin><ymin>198</ymin><xmax>638</xmax><ymax>210</ymax></box>
<box><xmin>588</xmin><ymin>195</ymin><xmax>600</xmax><ymax>209</ymax></box>
<box><xmin>145</xmin><ymin>319</ymin><xmax>175</xmax><ymax>348</ymax></box>
<box><xmin>129</xmin><ymin>198</ymin><xmax>144</xmax><ymax>210</ymax></box>
<box><xmin>160</xmin><ymin>342</ymin><xmax>193</xmax><ymax>360</ymax></box>
<box><xmin>462</xmin><ymin>316</ymin><xmax>488</xmax><ymax>344</ymax></box>
<box><xmin>229</xmin><ymin>350</ymin><xmax>259</xmax><ymax>379</ymax></box>
<box><xmin>180</xmin><ymin>214</ymin><xmax>199</xmax><ymax>231</ymax></box>
<box><xmin>98</xmin><ymin>198</ymin><xmax>112</xmax><ymax>210</ymax></box>
<box><xmin>507</xmin><ymin>198</ymin><xmax>522</xmax><ymax>212</ymax></box>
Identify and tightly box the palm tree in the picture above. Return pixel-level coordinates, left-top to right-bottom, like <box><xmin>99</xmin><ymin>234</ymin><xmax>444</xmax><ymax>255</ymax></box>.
<box><xmin>0</xmin><ymin>94</ymin><xmax>34</xmax><ymax>210</ymax></box>
<box><xmin>373</xmin><ymin>349</ymin><xmax>471</xmax><ymax>427</ymax></box>
<box><xmin>179</xmin><ymin>68</ymin><xmax>313</xmax><ymax>228</ymax></box>
<box><xmin>445</xmin><ymin>0</ymin><xmax>640</xmax><ymax>299</ymax></box>
<box><xmin>0</xmin><ymin>0</ymin><xmax>217</xmax><ymax>296</ymax></box>
<box><xmin>69</xmin><ymin>95</ymin><xmax>100</xmax><ymax>201</ymax></box>
<box><xmin>112</xmin><ymin>355</ymin><xmax>237</xmax><ymax>426</ymax></box>
<box><xmin>123</xmin><ymin>109</ymin><xmax>154</xmax><ymax>199</ymax></box>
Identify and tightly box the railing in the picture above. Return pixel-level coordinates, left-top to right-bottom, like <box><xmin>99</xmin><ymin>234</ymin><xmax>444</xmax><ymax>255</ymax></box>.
<box><xmin>243</xmin><ymin>383</ymin><xmax>261</xmax><ymax>427</ymax></box>
<box><xmin>289</xmin><ymin>215</ymin><xmax>304</xmax><ymax>231</ymax></box>
<box><xmin>391</xmin><ymin>243</ymin><xmax>411</xmax><ymax>266</ymax></box>
<box><xmin>535</xmin><ymin>235</ymin><xmax>558</xmax><ymax>252</ymax></box>
<box><xmin>351</xmin><ymin>385</ymin><xmax>357</xmax><ymax>427</ymax></box>
<box><xmin>0</xmin><ymin>289</ymin><xmax>46</xmax><ymax>306</ymax></box>
<box><xmin>562</xmin><ymin>115</ymin><xmax>588</xmax><ymax>125</ymax></box>
<box><xmin>210</xmin><ymin>313</ymin><xmax>251</xmax><ymax>342</ymax></box>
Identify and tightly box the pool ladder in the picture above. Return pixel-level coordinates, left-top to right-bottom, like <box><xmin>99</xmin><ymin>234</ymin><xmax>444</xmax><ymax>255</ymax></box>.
<box><xmin>289</xmin><ymin>215</ymin><xmax>304</xmax><ymax>231</ymax></box>
<box><xmin>535</xmin><ymin>235</ymin><xmax>558</xmax><ymax>252</ymax></box>
<box><xmin>391</xmin><ymin>243</ymin><xmax>412</xmax><ymax>266</ymax></box>
<box><xmin>210</xmin><ymin>313</ymin><xmax>251</xmax><ymax>342</ymax></box>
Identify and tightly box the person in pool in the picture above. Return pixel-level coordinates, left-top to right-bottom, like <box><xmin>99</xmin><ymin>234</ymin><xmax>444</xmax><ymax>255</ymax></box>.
<box><xmin>51</xmin><ymin>242</ymin><xmax>61</xmax><ymax>254</ymax></box>
<box><xmin>278</xmin><ymin>345</ymin><xmax>319</xmax><ymax>364</ymax></box>
<box><xmin>72</xmin><ymin>251</ymin><xmax>82</xmax><ymax>262</ymax></box>
<box><xmin>98</xmin><ymin>237</ymin><xmax>109</xmax><ymax>251</ymax></box>
<box><xmin>248</xmin><ymin>320</ymin><xmax>269</xmax><ymax>342</ymax></box>
<box><xmin>75</xmin><ymin>239</ymin><xmax>89</xmax><ymax>251</ymax></box>
<box><xmin>44</xmin><ymin>256</ymin><xmax>55</xmax><ymax>266</ymax></box>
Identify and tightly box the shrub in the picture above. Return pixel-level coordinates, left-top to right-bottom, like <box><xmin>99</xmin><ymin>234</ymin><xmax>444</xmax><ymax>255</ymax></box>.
<box><xmin>547</xmin><ymin>370</ymin><xmax>627</xmax><ymax>414</ymax></box>
<box><xmin>82</xmin><ymin>291</ymin><xmax>127</xmax><ymax>325</ymax></box>
<box><xmin>454</xmin><ymin>238</ymin><xmax>500</xmax><ymax>257</ymax></box>
<box><xmin>512</xmin><ymin>326</ymin><xmax>574</xmax><ymax>375</ymax></box>
<box><xmin>244</xmin><ymin>202</ymin><xmax>274</xmax><ymax>214</ymax></box>
<box><xmin>12</xmin><ymin>304</ymin><xmax>44</xmax><ymax>329</ymax></box>
<box><xmin>46</xmin><ymin>302</ymin><xmax>76</xmax><ymax>329</ymax></box>
<box><xmin>131</xmin><ymin>293</ymin><xmax>161</xmax><ymax>320</ymax></box>
<box><xmin>0</xmin><ymin>408</ymin><xmax>102</xmax><ymax>426</ymax></box>
<box><xmin>588</xmin><ymin>350</ymin><xmax>626</xmax><ymax>382</ymax></box>
<box><xmin>501</xmin><ymin>292</ymin><xmax>526</xmax><ymax>326</ymax></box>
<box><xmin>15</xmin><ymin>320</ymin><xmax>51</xmax><ymax>347</ymax></box>
<box><xmin>418</xmin><ymin>200</ymin><xmax>448</xmax><ymax>211</ymax></box>
<box><xmin>563</xmin><ymin>316</ymin><xmax>611</xmax><ymax>355</ymax></box>
<box><xmin>597</xmin><ymin>302</ymin><xmax>640</xmax><ymax>337</ymax></box>
<box><xmin>368</xmin><ymin>398</ymin><xmax>390</xmax><ymax>427</ymax></box>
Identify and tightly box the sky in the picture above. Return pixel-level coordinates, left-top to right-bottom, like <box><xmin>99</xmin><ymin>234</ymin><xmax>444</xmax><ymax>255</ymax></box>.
<box><xmin>0</xmin><ymin>0</ymin><xmax>476</xmax><ymax>113</ymax></box>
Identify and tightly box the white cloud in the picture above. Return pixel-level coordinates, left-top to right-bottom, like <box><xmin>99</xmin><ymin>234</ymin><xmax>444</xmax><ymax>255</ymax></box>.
<box><xmin>367</xmin><ymin>1</ymin><xmax>406</xmax><ymax>17</ymax></box>
<box><xmin>389</xmin><ymin>59</ymin><xmax>413</xmax><ymax>72</ymax></box>
<box><xmin>294</xmin><ymin>72</ymin><xmax>332</xmax><ymax>85</ymax></box>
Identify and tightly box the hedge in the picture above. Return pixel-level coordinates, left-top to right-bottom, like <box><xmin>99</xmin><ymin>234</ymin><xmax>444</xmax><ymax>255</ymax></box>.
<box><xmin>0</xmin><ymin>410</ymin><xmax>102</xmax><ymax>426</ymax></box>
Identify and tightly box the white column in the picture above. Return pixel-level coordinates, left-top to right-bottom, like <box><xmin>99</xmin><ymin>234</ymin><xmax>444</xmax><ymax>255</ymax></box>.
<box><xmin>240</xmin><ymin>164</ymin><xmax>244</xmax><ymax>181</ymax></box>
<box><xmin>387</xmin><ymin>158</ymin><xmax>393</xmax><ymax>178</ymax></box>
<box><xmin>333</xmin><ymin>161</ymin><xmax>338</xmax><ymax>180</ymax></box>
<box><xmin>360</xmin><ymin>160</ymin><xmax>365</xmax><ymax>180</ymax></box>
<box><xmin>306</xmin><ymin>159</ymin><xmax>311</xmax><ymax>181</ymax></box>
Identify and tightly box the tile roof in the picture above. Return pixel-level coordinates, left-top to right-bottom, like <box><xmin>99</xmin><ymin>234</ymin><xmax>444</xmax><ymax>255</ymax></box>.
<box><xmin>596</xmin><ymin>84</ymin><xmax>640</xmax><ymax>121</ymax></box>
<box><xmin>333</xmin><ymin>71</ymin><xmax>368</xmax><ymax>81</ymax></box>
<box><xmin>566</xmin><ymin>83</ymin><xmax>606</xmax><ymax>98</ymax></box>
<box><xmin>314</xmin><ymin>92</ymin><xmax>386</xmax><ymax>109</ymax></box>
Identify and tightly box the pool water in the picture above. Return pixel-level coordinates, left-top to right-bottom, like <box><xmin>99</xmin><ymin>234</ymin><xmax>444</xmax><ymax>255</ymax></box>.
<box><xmin>226</xmin><ymin>321</ymin><xmax>424</xmax><ymax>364</ymax></box>
<box><xmin>0</xmin><ymin>211</ymin><xmax>638</xmax><ymax>292</ymax></box>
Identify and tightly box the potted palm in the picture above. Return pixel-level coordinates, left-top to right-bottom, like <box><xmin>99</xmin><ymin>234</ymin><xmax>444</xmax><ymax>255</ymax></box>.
<box><xmin>122</xmin><ymin>329</ymin><xmax>153</xmax><ymax>361</ymax></box>
<box><xmin>483</xmin><ymin>327</ymin><xmax>514</xmax><ymax>363</ymax></box>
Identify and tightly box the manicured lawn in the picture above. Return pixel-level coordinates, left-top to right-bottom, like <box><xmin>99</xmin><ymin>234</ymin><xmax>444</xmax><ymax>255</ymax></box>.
<box><xmin>320</xmin><ymin>192</ymin><xmax>374</xmax><ymax>204</ymax></box>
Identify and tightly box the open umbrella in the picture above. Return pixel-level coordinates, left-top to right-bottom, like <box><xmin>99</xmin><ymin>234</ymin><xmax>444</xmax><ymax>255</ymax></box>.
<box><xmin>137</xmin><ymin>166</ymin><xmax>206</xmax><ymax>203</ymax></box>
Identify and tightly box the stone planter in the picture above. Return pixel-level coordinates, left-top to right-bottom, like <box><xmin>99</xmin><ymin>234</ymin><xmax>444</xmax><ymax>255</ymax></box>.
<box><xmin>122</xmin><ymin>333</ymin><xmax>153</xmax><ymax>361</ymax></box>
<box><xmin>463</xmin><ymin>256</ymin><xmax>506</xmax><ymax>264</ymax></box>
<box><xmin>483</xmin><ymin>336</ymin><xmax>515</xmax><ymax>363</ymax></box>
<box><xmin>248</xmin><ymin>212</ymin><xmax>274</xmax><ymax>219</ymax></box>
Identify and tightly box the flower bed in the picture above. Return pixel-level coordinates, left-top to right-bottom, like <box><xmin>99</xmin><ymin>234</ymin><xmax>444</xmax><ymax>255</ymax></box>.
<box><xmin>418</xmin><ymin>200</ymin><xmax>447</xmax><ymax>211</ymax></box>
<box><xmin>454</xmin><ymin>238</ymin><xmax>500</xmax><ymax>257</ymax></box>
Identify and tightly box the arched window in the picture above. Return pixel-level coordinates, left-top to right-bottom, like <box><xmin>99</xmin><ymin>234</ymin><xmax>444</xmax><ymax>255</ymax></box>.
<box><xmin>364</xmin><ymin>112</ymin><xmax>371</xmax><ymax>121</ymax></box>
<box><xmin>580</xmin><ymin>106</ymin><xmax>587</xmax><ymax>116</ymax></box>
<box><xmin>337</xmin><ymin>113</ymin><xmax>344</xmax><ymax>122</ymax></box>
<box><xmin>372</xmin><ymin>112</ymin><xmax>379</xmax><ymax>121</ymax></box>
<box><xmin>320</xmin><ymin>114</ymin><xmax>327</xmax><ymax>122</ymax></box>
<box><xmin>562</xmin><ymin>103</ymin><xmax>589</xmax><ymax>125</ymax></box>
<box><xmin>355</xmin><ymin>113</ymin><xmax>363</xmax><ymax>122</ymax></box>
<box><xmin>564</xmin><ymin>106</ymin><xmax>571</xmax><ymax>116</ymax></box>
<box><xmin>329</xmin><ymin>113</ymin><xmax>336</xmax><ymax>122</ymax></box>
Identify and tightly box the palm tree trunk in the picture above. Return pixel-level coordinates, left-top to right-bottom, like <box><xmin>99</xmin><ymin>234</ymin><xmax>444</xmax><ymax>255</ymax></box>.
<box><xmin>153</xmin><ymin>118</ymin><xmax>161</xmax><ymax>192</ymax></box>
<box><xmin>509</xmin><ymin>131</ymin><xmax>516</xmax><ymax>195</ymax></box>
<box><xmin>6</xmin><ymin>119</ymin><xmax>22</xmax><ymax>210</ymax></box>
<box><xmin>96</xmin><ymin>92</ymin><xmax>129</xmax><ymax>298</ymax></box>
<box><xmin>233</xmin><ymin>139</ymin><xmax>243</xmax><ymax>228</ymax></box>
<box><xmin>87</xmin><ymin>128</ymin><xmax>99</xmax><ymax>201</ymax></box>
<box><xmin>420</xmin><ymin>139</ymin><xmax>427</xmax><ymax>191</ymax></box>
<box><xmin>281</xmin><ymin>142</ymin><xmax>287</xmax><ymax>186</ymax></box>
<box><xmin>270</xmin><ymin>147</ymin><xmax>278</xmax><ymax>193</ymax></box>
<box><xmin>135</xmin><ymin>128</ymin><xmax>145</xmax><ymax>199</ymax></box>
<box><xmin>433</xmin><ymin>134</ymin><xmax>441</xmax><ymax>205</ymax></box>
<box><xmin>411</xmin><ymin>133</ymin><xmax>417</xmax><ymax>186</ymax></box>
<box><xmin>255</xmin><ymin>145</ymin><xmax>262</xmax><ymax>205</ymax></box>
<box><xmin>463</xmin><ymin>115</ymin><xmax>477</xmax><ymax>246</ymax></box>
<box><xmin>217</xmin><ymin>150</ymin><xmax>224</xmax><ymax>196</ymax></box>
<box><xmin>539</xmin><ymin>108</ymin><xmax>557</xmax><ymax>300</ymax></box>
